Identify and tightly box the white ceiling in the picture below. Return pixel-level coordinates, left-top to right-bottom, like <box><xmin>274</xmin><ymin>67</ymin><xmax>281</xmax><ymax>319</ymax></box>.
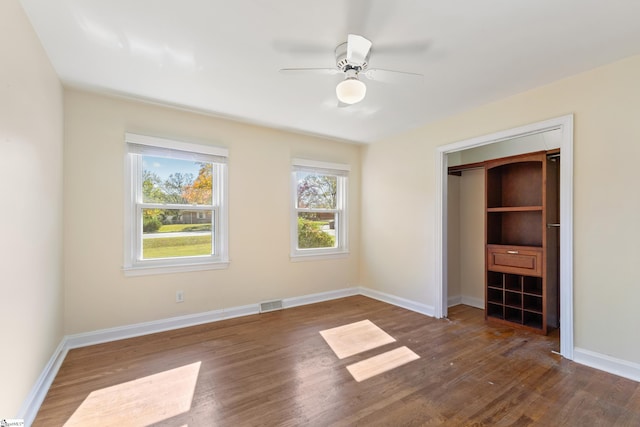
<box><xmin>19</xmin><ymin>0</ymin><xmax>640</xmax><ymax>144</ymax></box>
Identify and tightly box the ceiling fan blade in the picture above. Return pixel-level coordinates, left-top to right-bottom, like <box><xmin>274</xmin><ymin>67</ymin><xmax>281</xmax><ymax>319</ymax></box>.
<box><xmin>362</xmin><ymin>68</ymin><xmax>424</xmax><ymax>84</ymax></box>
<box><xmin>279</xmin><ymin>68</ymin><xmax>340</xmax><ymax>75</ymax></box>
<box><xmin>346</xmin><ymin>34</ymin><xmax>372</xmax><ymax>65</ymax></box>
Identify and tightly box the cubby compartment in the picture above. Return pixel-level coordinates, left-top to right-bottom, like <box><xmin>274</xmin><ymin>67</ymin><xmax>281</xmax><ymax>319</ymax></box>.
<box><xmin>523</xmin><ymin>311</ymin><xmax>543</xmax><ymax>329</ymax></box>
<box><xmin>504</xmin><ymin>274</ymin><xmax>521</xmax><ymax>291</ymax></box>
<box><xmin>505</xmin><ymin>291</ymin><xmax>522</xmax><ymax>308</ymax></box>
<box><xmin>487</xmin><ymin>303</ymin><xmax>504</xmax><ymax>320</ymax></box>
<box><xmin>487</xmin><ymin>288</ymin><xmax>503</xmax><ymax>304</ymax></box>
<box><xmin>487</xmin><ymin>271</ymin><xmax>503</xmax><ymax>288</ymax></box>
<box><xmin>523</xmin><ymin>294</ymin><xmax>543</xmax><ymax>313</ymax></box>
<box><xmin>505</xmin><ymin>307</ymin><xmax>523</xmax><ymax>323</ymax></box>
<box><xmin>523</xmin><ymin>276</ymin><xmax>543</xmax><ymax>295</ymax></box>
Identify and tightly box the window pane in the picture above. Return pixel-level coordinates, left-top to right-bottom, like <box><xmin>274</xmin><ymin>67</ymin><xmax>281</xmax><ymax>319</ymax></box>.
<box><xmin>296</xmin><ymin>172</ymin><xmax>337</xmax><ymax>209</ymax></box>
<box><xmin>142</xmin><ymin>209</ymin><xmax>213</xmax><ymax>259</ymax></box>
<box><xmin>142</xmin><ymin>156</ymin><xmax>212</xmax><ymax>205</ymax></box>
<box><xmin>297</xmin><ymin>212</ymin><xmax>336</xmax><ymax>249</ymax></box>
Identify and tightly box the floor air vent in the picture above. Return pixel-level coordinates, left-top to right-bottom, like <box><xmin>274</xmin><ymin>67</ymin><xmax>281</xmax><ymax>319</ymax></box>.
<box><xmin>260</xmin><ymin>300</ymin><xmax>283</xmax><ymax>313</ymax></box>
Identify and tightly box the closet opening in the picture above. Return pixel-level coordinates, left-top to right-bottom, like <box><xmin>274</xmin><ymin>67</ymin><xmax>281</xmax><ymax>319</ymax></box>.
<box><xmin>435</xmin><ymin>115</ymin><xmax>573</xmax><ymax>359</ymax></box>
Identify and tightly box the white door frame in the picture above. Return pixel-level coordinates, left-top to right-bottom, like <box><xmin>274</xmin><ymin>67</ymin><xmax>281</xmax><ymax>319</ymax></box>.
<box><xmin>434</xmin><ymin>114</ymin><xmax>574</xmax><ymax>360</ymax></box>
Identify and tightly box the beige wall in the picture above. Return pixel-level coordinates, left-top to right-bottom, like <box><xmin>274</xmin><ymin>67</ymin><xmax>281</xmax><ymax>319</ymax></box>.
<box><xmin>459</xmin><ymin>169</ymin><xmax>485</xmax><ymax>304</ymax></box>
<box><xmin>0</xmin><ymin>0</ymin><xmax>64</xmax><ymax>416</ymax></box>
<box><xmin>447</xmin><ymin>176</ymin><xmax>461</xmax><ymax>300</ymax></box>
<box><xmin>361</xmin><ymin>55</ymin><xmax>640</xmax><ymax>364</ymax></box>
<box><xmin>63</xmin><ymin>89</ymin><xmax>361</xmax><ymax>334</ymax></box>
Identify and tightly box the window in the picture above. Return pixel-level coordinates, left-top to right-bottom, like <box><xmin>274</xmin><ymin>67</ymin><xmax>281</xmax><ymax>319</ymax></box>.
<box><xmin>124</xmin><ymin>133</ymin><xmax>228</xmax><ymax>275</ymax></box>
<box><xmin>291</xmin><ymin>158</ymin><xmax>349</xmax><ymax>259</ymax></box>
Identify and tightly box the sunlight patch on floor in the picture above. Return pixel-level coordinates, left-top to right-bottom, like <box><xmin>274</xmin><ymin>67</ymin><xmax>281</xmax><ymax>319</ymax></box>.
<box><xmin>320</xmin><ymin>320</ymin><xmax>421</xmax><ymax>382</ymax></box>
<box><xmin>346</xmin><ymin>346</ymin><xmax>420</xmax><ymax>382</ymax></box>
<box><xmin>319</xmin><ymin>319</ymin><xmax>396</xmax><ymax>359</ymax></box>
<box><xmin>64</xmin><ymin>361</ymin><xmax>201</xmax><ymax>426</ymax></box>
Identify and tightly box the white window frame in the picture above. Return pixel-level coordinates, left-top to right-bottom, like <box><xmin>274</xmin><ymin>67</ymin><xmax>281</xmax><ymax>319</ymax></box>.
<box><xmin>123</xmin><ymin>133</ymin><xmax>229</xmax><ymax>276</ymax></box>
<box><xmin>290</xmin><ymin>158</ymin><xmax>349</xmax><ymax>261</ymax></box>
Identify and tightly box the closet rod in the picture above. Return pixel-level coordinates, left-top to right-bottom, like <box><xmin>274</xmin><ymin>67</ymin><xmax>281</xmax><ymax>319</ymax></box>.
<box><xmin>447</xmin><ymin>161</ymin><xmax>485</xmax><ymax>176</ymax></box>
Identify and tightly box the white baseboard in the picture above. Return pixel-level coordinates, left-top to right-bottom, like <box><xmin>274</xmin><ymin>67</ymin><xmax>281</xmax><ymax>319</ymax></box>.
<box><xmin>461</xmin><ymin>296</ymin><xmax>484</xmax><ymax>309</ymax></box>
<box><xmin>574</xmin><ymin>347</ymin><xmax>640</xmax><ymax>383</ymax></box>
<box><xmin>18</xmin><ymin>340</ymin><xmax>68</xmax><ymax>427</ymax></box>
<box><xmin>448</xmin><ymin>295</ymin><xmax>484</xmax><ymax>309</ymax></box>
<box><xmin>65</xmin><ymin>306</ymin><xmax>254</xmax><ymax>349</ymax></box>
<box><xmin>65</xmin><ymin>288</ymin><xmax>359</xmax><ymax>350</ymax></box>
<box><xmin>283</xmin><ymin>287</ymin><xmax>359</xmax><ymax>309</ymax></box>
<box><xmin>448</xmin><ymin>295</ymin><xmax>462</xmax><ymax>307</ymax></box>
<box><xmin>221</xmin><ymin>303</ymin><xmax>260</xmax><ymax>320</ymax></box>
<box><xmin>359</xmin><ymin>286</ymin><xmax>434</xmax><ymax>317</ymax></box>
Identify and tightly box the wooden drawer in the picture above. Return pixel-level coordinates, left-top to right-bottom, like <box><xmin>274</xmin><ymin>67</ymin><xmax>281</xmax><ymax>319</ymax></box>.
<box><xmin>487</xmin><ymin>245</ymin><xmax>542</xmax><ymax>277</ymax></box>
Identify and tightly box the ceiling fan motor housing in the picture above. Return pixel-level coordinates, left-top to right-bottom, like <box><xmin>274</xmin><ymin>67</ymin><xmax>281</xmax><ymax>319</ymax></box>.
<box><xmin>335</xmin><ymin>41</ymin><xmax>370</xmax><ymax>72</ymax></box>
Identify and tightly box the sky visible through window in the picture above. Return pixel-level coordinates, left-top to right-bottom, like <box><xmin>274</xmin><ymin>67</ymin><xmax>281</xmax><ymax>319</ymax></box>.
<box><xmin>143</xmin><ymin>156</ymin><xmax>201</xmax><ymax>181</ymax></box>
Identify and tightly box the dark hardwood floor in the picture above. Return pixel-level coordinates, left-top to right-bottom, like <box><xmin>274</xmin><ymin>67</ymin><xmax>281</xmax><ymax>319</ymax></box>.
<box><xmin>34</xmin><ymin>296</ymin><xmax>640</xmax><ymax>426</ymax></box>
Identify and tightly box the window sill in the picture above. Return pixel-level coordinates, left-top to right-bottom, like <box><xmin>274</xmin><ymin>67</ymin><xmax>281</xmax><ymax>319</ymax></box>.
<box><xmin>123</xmin><ymin>260</ymin><xmax>229</xmax><ymax>277</ymax></box>
<box><xmin>289</xmin><ymin>251</ymin><xmax>349</xmax><ymax>262</ymax></box>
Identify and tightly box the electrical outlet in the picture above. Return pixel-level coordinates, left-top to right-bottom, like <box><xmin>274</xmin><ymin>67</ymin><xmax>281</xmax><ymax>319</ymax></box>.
<box><xmin>176</xmin><ymin>290</ymin><xmax>184</xmax><ymax>303</ymax></box>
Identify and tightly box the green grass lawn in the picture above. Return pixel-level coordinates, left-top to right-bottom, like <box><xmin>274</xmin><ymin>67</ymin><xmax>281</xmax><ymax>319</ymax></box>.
<box><xmin>143</xmin><ymin>235</ymin><xmax>212</xmax><ymax>259</ymax></box>
<box><xmin>155</xmin><ymin>223</ymin><xmax>211</xmax><ymax>233</ymax></box>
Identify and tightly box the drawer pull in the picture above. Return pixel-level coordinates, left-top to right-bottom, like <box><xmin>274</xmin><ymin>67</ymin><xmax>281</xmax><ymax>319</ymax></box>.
<box><xmin>507</xmin><ymin>250</ymin><xmax>519</xmax><ymax>254</ymax></box>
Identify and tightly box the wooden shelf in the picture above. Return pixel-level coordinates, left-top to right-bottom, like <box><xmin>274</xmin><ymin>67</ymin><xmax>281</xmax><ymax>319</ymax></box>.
<box><xmin>487</xmin><ymin>212</ymin><xmax>543</xmax><ymax>246</ymax></box>
<box><xmin>487</xmin><ymin>206</ymin><xmax>542</xmax><ymax>212</ymax></box>
<box><xmin>485</xmin><ymin>151</ymin><xmax>558</xmax><ymax>335</ymax></box>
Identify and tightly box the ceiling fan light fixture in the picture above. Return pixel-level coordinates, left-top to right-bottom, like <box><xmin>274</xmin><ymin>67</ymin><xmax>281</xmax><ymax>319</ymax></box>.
<box><xmin>336</xmin><ymin>77</ymin><xmax>366</xmax><ymax>104</ymax></box>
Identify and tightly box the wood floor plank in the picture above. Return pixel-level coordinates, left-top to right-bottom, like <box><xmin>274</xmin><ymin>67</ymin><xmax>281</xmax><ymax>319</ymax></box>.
<box><xmin>33</xmin><ymin>297</ymin><xmax>640</xmax><ymax>426</ymax></box>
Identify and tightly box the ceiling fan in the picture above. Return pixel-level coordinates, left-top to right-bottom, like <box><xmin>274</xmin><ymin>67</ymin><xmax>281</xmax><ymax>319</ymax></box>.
<box><xmin>280</xmin><ymin>34</ymin><xmax>423</xmax><ymax>106</ymax></box>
